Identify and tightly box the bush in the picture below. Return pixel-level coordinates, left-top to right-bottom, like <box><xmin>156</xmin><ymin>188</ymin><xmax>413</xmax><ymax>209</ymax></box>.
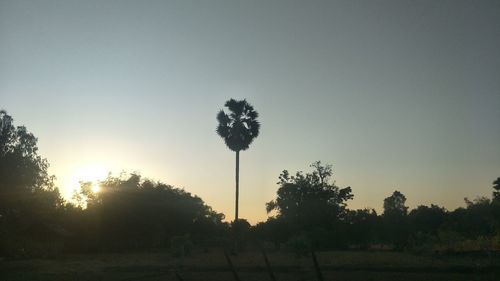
<box><xmin>408</xmin><ymin>232</ymin><xmax>438</xmax><ymax>254</ymax></box>
<box><xmin>0</xmin><ymin>236</ymin><xmax>64</xmax><ymax>258</ymax></box>
<box><xmin>170</xmin><ymin>234</ymin><xmax>193</xmax><ymax>258</ymax></box>
<box><xmin>285</xmin><ymin>234</ymin><xmax>311</xmax><ymax>257</ymax></box>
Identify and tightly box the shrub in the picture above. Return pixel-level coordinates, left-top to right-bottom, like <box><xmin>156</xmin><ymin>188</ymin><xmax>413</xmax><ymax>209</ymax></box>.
<box><xmin>285</xmin><ymin>234</ymin><xmax>311</xmax><ymax>257</ymax></box>
<box><xmin>170</xmin><ymin>234</ymin><xmax>193</xmax><ymax>258</ymax></box>
<box><xmin>408</xmin><ymin>232</ymin><xmax>438</xmax><ymax>254</ymax></box>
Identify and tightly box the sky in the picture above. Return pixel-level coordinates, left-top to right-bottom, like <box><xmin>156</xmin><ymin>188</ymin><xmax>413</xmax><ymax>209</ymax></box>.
<box><xmin>1</xmin><ymin>0</ymin><xmax>499</xmax><ymax>224</ymax></box>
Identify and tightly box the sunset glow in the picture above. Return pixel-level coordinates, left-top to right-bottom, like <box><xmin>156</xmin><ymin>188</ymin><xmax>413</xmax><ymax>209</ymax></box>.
<box><xmin>67</xmin><ymin>164</ymin><xmax>108</xmax><ymax>195</ymax></box>
<box><xmin>2</xmin><ymin>0</ymin><xmax>499</xmax><ymax>224</ymax></box>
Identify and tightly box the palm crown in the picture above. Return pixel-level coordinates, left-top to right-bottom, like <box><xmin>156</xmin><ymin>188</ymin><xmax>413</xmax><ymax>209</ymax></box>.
<box><xmin>216</xmin><ymin>99</ymin><xmax>260</xmax><ymax>152</ymax></box>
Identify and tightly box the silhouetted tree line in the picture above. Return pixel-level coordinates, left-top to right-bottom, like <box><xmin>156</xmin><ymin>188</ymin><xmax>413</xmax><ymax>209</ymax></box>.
<box><xmin>69</xmin><ymin>174</ymin><xmax>227</xmax><ymax>252</ymax></box>
<box><xmin>0</xmin><ymin>110</ymin><xmax>227</xmax><ymax>257</ymax></box>
<box><xmin>254</xmin><ymin>162</ymin><xmax>500</xmax><ymax>253</ymax></box>
<box><xmin>1</xmin><ymin>110</ymin><xmax>499</xmax><ymax>257</ymax></box>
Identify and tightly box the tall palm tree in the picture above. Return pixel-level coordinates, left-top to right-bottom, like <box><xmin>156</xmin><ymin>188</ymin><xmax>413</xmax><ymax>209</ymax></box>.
<box><xmin>216</xmin><ymin>99</ymin><xmax>260</xmax><ymax>224</ymax></box>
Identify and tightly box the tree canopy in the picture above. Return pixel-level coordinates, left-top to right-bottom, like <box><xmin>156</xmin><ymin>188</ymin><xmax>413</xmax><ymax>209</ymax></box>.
<box><xmin>493</xmin><ymin>177</ymin><xmax>500</xmax><ymax>201</ymax></box>
<box><xmin>266</xmin><ymin>161</ymin><xmax>353</xmax><ymax>233</ymax></box>
<box><xmin>0</xmin><ymin>110</ymin><xmax>63</xmax><ymax>256</ymax></box>
<box><xmin>383</xmin><ymin>190</ymin><xmax>408</xmax><ymax>217</ymax></box>
<box><xmin>216</xmin><ymin>99</ymin><xmax>260</xmax><ymax>152</ymax></box>
<box><xmin>70</xmin><ymin>173</ymin><xmax>227</xmax><ymax>250</ymax></box>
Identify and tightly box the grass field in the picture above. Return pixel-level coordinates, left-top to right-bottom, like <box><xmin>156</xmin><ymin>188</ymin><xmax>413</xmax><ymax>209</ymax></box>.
<box><xmin>1</xmin><ymin>250</ymin><xmax>499</xmax><ymax>281</ymax></box>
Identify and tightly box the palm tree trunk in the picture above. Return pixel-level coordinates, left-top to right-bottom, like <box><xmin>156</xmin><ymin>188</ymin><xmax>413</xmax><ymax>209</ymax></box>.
<box><xmin>235</xmin><ymin>150</ymin><xmax>239</xmax><ymax>223</ymax></box>
<box><xmin>234</xmin><ymin>150</ymin><xmax>240</xmax><ymax>254</ymax></box>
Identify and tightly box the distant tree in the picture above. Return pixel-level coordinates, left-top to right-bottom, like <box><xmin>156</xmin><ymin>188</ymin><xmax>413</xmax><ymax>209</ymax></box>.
<box><xmin>382</xmin><ymin>191</ymin><xmax>409</xmax><ymax>249</ymax></box>
<box><xmin>266</xmin><ymin>161</ymin><xmax>353</xmax><ymax>234</ymax></box>
<box><xmin>493</xmin><ymin>177</ymin><xmax>500</xmax><ymax>201</ymax></box>
<box><xmin>216</xmin><ymin>99</ymin><xmax>260</xmax><ymax>223</ymax></box>
<box><xmin>493</xmin><ymin>178</ymin><xmax>500</xmax><ymax>234</ymax></box>
<box><xmin>345</xmin><ymin>208</ymin><xmax>379</xmax><ymax>249</ymax></box>
<box><xmin>232</xmin><ymin>218</ymin><xmax>252</xmax><ymax>249</ymax></box>
<box><xmin>383</xmin><ymin>190</ymin><xmax>408</xmax><ymax>217</ymax></box>
<box><xmin>442</xmin><ymin>197</ymin><xmax>495</xmax><ymax>239</ymax></box>
<box><xmin>409</xmin><ymin>204</ymin><xmax>447</xmax><ymax>235</ymax></box>
<box><xmin>252</xmin><ymin>217</ymin><xmax>291</xmax><ymax>249</ymax></box>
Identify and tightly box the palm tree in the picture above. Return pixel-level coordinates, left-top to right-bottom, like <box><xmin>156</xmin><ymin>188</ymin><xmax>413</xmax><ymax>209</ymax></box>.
<box><xmin>216</xmin><ymin>99</ymin><xmax>260</xmax><ymax>224</ymax></box>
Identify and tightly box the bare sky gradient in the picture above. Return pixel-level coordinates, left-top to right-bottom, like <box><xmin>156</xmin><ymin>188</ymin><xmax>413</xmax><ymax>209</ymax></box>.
<box><xmin>1</xmin><ymin>0</ymin><xmax>499</xmax><ymax>223</ymax></box>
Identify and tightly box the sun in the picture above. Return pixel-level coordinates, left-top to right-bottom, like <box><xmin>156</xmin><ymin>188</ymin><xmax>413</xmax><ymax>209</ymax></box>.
<box><xmin>91</xmin><ymin>182</ymin><xmax>101</xmax><ymax>193</ymax></box>
<box><xmin>68</xmin><ymin>164</ymin><xmax>109</xmax><ymax>194</ymax></box>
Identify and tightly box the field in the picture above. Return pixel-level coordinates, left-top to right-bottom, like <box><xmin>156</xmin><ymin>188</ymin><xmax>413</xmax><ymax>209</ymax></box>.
<box><xmin>1</xmin><ymin>250</ymin><xmax>499</xmax><ymax>281</ymax></box>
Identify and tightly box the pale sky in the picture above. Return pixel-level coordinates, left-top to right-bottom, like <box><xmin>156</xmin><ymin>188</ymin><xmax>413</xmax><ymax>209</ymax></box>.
<box><xmin>1</xmin><ymin>0</ymin><xmax>499</xmax><ymax>223</ymax></box>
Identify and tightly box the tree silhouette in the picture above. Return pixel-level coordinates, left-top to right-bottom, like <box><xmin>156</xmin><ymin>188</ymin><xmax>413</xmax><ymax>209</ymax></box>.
<box><xmin>383</xmin><ymin>190</ymin><xmax>408</xmax><ymax>216</ymax></box>
<box><xmin>409</xmin><ymin>204</ymin><xmax>446</xmax><ymax>235</ymax></box>
<box><xmin>0</xmin><ymin>110</ymin><xmax>63</xmax><ymax>257</ymax></box>
<box><xmin>493</xmin><ymin>177</ymin><xmax>500</xmax><ymax>201</ymax></box>
<box><xmin>216</xmin><ymin>99</ymin><xmax>260</xmax><ymax>224</ymax></box>
<box><xmin>265</xmin><ymin>162</ymin><xmax>353</xmax><ymax>248</ymax></box>
<box><xmin>266</xmin><ymin>161</ymin><xmax>353</xmax><ymax>226</ymax></box>
<box><xmin>382</xmin><ymin>191</ymin><xmax>409</xmax><ymax>249</ymax></box>
<box><xmin>72</xmin><ymin>173</ymin><xmax>226</xmax><ymax>251</ymax></box>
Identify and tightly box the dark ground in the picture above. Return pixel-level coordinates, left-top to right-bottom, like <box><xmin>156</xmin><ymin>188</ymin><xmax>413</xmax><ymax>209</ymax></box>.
<box><xmin>1</xmin><ymin>250</ymin><xmax>499</xmax><ymax>281</ymax></box>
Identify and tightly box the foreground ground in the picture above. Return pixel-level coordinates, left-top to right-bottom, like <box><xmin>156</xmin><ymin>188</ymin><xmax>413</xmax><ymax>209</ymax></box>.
<box><xmin>1</xmin><ymin>250</ymin><xmax>499</xmax><ymax>281</ymax></box>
